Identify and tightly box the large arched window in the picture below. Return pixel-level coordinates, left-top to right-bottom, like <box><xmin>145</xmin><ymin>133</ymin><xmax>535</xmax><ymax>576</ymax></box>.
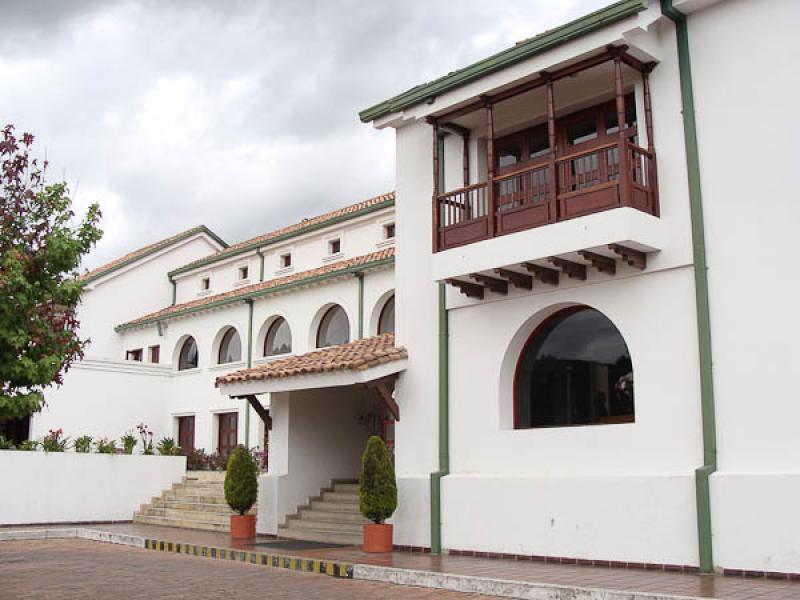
<box><xmin>378</xmin><ymin>295</ymin><xmax>395</xmax><ymax>335</ymax></box>
<box><xmin>515</xmin><ymin>307</ymin><xmax>633</xmax><ymax>429</ymax></box>
<box><xmin>178</xmin><ymin>337</ymin><xmax>199</xmax><ymax>371</ymax></box>
<box><xmin>317</xmin><ymin>305</ymin><xmax>350</xmax><ymax>348</ymax></box>
<box><xmin>217</xmin><ymin>328</ymin><xmax>242</xmax><ymax>364</ymax></box>
<box><xmin>264</xmin><ymin>317</ymin><xmax>292</xmax><ymax>356</ymax></box>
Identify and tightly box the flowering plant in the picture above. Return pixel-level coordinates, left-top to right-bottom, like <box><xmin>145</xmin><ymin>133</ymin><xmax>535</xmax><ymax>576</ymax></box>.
<box><xmin>136</xmin><ymin>423</ymin><xmax>154</xmax><ymax>455</ymax></box>
<box><xmin>95</xmin><ymin>437</ymin><xmax>117</xmax><ymax>454</ymax></box>
<box><xmin>120</xmin><ymin>430</ymin><xmax>137</xmax><ymax>455</ymax></box>
<box><xmin>42</xmin><ymin>428</ymin><xmax>70</xmax><ymax>452</ymax></box>
<box><xmin>74</xmin><ymin>435</ymin><xmax>92</xmax><ymax>453</ymax></box>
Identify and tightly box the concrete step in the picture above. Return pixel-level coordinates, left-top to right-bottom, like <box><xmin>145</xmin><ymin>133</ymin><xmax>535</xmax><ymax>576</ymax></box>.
<box><xmin>287</xmin><ymin>518</ymin><xmax>362</xmax><ymax>535</ymax></box>
<box><xmin>162</xmin><ymin>492</ymin><xmax>227</xmax><ymax>504</ymax></box>
<box><xmin>133</xmin><ymin>513</ymin><xmax>230</xmax><ymax>533</ymax></box>
<box><xmin>277</xmin><ymin>525</ymin><xmax>361</xmax><ymax>546</ymax></box>
<box><xmin>310</xmin><ymin>499</ymin><xmax>361</xmax><ymax>513</ymax></box>
<box><xmin>186</xmin><ymin>471</ymin><xmax>226</xmax><ymax>482</ymax></box>
<box><xmin>297</xmin><ymin>508</ymin><xmax>366</xmax><ymax>524</ymax></box>
<box><xmin>331</xmin><ymin>482</ymin><xmax>359</xmax><ymax>493</ymax></box>
<box><xmin>319</xmin><ymin>491</ymin><xmax>359</xmax><ymax>503</ymax></box>
<box><xmin>139</xmin><ymin>507</ymin><xmax>232</xmax><ymax>525</ymax></box>
<box><xmin>147</xmin><ymin>499</ymin><xmax>255</xmax><ymax>514</ymax></box>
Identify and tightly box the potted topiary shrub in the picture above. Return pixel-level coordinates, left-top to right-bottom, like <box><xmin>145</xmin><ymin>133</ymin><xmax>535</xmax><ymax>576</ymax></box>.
<box><xmin>224</xmin><ymin>445</ymin><xmax>258</xmax><ymax>539</ymax></box>
<box><xmin>359</xmin><ymin>435</ymin><xmax>397</xmax><ymax>552</ymax></box>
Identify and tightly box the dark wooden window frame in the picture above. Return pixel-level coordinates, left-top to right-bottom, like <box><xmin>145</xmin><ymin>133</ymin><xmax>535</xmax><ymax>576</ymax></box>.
<box><xmin>217</xmin><ymin>412</ymin><xmax>238</xmax><ymax>456</ymax></box>
<box><xmin>149</xmin><ymin>345</ymin><xmax>160</xmax><ymax>364</ymax></box>
<box><xmin>177</xmin><ymin>415</ymin><xmax>195</xmax><ymax>452</ymax></box>
<box><xmin>126</xmin><ymin>348</ymin><xmax>143</xmax><ymax>361</ymax></box>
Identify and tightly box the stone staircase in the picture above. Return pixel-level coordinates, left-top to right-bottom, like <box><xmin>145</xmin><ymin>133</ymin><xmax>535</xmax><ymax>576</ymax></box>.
<box><xmin>134</xmin><ymin>471</ymin><xmax>255</xmax><ymax>532</ymax></box>
<box><xmin>277</xmin><ymin>480</ymin><xmax>366</xmax><ymax>545</ymax></box>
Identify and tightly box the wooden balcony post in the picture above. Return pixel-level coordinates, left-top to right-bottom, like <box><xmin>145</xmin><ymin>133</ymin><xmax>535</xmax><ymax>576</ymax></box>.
<box><xmin>614</xmin><ymin>55</ymin><xmax>633</xmax><ymax>207</ymax></box>
<box><xmin>545</xmin><ymin>74</ymin><xmax>558</xmax><ymax>222</ymax></box>
<box><xmin>485</xmin><ymin>99</ymin><xmax>496</xmax><ymax>237</ymax></box>
<box><xmin>462</xmin><ymin>133</ymin><xmax>470</xmax><ymax>187</ymax></box>
<box><xmin>431</xmin><ymin>119</ymin><xmax>440</xmax><ymax>252</ymax></box>
<box><xmin>643</xmin><ymin>64</ymin><xmax>659</xmax><ymax>215</ymax></box>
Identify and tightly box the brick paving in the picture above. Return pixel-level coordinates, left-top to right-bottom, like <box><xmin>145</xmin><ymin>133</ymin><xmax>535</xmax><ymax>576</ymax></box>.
<box><xmin>81</xmin><ymin>523</ymin><xmax>800</xmax><ymax>600</ymax></box>
<box><xmin>0</xmin><ymin>539</ymin><xmax>496</xmax><ymax>600</ymax></box>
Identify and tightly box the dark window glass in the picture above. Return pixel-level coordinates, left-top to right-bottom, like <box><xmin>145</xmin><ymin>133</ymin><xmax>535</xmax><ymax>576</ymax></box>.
<box><xmin>605</xmin><ymin>94</ymin><xmax>637</xmax><ymax>135</ymax></box>
<box><xmin>280</xmin><ymin>253</ymin><xmax>292</xmax><ymax>268</ymax></box>
<box><xmin>149</xmin><ymin>345</ymin><xmax>160</xmax><ymax>363</ymax></box>
<box><xmin>528</xmin><ymin>125</ymin><xmax>550</xmax><ymax>159</ymax></box>
<box><xmin>218</xmin><ymin>328</ymin><xmax>242</xmax><ymax>364</ymax></box>
<box><xmin>126</xmin><ymin>348</ymin><xmax>143</xmax><ymax>361</ymax></box>
<box><xmin>178</xmin><ymin>416</ymin><xmax>195</xmax><ymax>452</ymax></box>
<box><xmin>567</xmin><ymin>117</ymin><xmax>598</xmax><ymax>146</ymax></box>
<box><xmin>384</xmin><ymin>223</ymin><xmax>395</xmax><ymax>239</ymax></box>
<box><xmin>239</xmin><ymin>266</ymin><xmax>249</xmax><ymax>280</ymax></box>
<box><xmin>329</xmin><ymin>239</ymin><xmax>341</xmax><ymax>255</ymax></box>
<box><xmin>516</xmin><ymin>307</ymin><xmax>634</xmax><ymax>429</ymax></box>
<box><xmin>317</xmin><ymin>305</ymin><xmax>350</xmax><ymax>348</ymax></box>
<box><xmin>178</xmin><ymin>337</ymin><xmax>199</xmax><ymax>371</ymax></box>
<box><xmin>264</xmin><ymin>317</ymin><xmax>292</xmax><ymax>356</ymax></box>
<box><xmin>378</xmin><ymin>295</ymin><xmax>395</xmax><ymax>335</ymax></box>
<box><xmin>497</xmin><ymin>143</ymin><xmax>522</xmax><ymax>168</ymax></box>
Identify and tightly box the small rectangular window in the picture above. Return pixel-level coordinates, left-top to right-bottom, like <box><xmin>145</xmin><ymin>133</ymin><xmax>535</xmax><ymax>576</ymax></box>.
<box><xmin>328</xmin><ymin>238</ymin><xmax>341</xmax><ymax>255</ymax></box>
<box><xmin>126</xmin><ymin>348</ymin><xmax>143</xmax><ymax>362</ymax></box>
<box><xmin>238</xmin><ymin>266</ymin><xmax>249</xmax><ymax>280</ymax></box>
<box><xmin>383</xmin><ymin>223</ymin><xmax>395</xmax><ymax>240</ymax></box>
<box><xmin>149</xmin><ymin>345</ymin><xmax>160</xmax><ymax>364</ymax></box>
<box><xmin>201</xmin><ymin>277</ymin><xmax>210</xmax><ymax>291</ymax></box>
<box><xmin>280</xmin><ymin>253</ymin><xmax>292</xmax><ymax>268</ymax></box>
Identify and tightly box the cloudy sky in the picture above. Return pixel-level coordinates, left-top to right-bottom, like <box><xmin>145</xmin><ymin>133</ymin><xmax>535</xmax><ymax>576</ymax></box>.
<box><xmin>1</xmin><ymin>0</ymin><xmax>606</xmax><ymax>269</ymax></box>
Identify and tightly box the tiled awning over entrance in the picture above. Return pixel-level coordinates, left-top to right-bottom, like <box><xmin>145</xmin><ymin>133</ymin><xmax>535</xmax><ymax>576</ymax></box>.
<box><xmin>215</xmin><ymin>333</ymin><xmax>407</xmax><ymax>400</ymax></box>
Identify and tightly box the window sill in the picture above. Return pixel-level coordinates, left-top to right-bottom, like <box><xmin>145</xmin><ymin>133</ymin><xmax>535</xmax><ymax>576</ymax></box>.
<box><xmin>173</xmin><ymin>367</ymin><xmax>202</xmax><ymax>376</ymax></box>
<box><xmin>233</xmin><ymin>279</ymin><xmax>252</xmax><ymax>288</ymax></box>
<box><xmin>376</xmin><ymin>238</ymin><xmax>395</xmax><ymax>249</ymax></box>
<box><xmin>253</xmin><ymin>352</ymin><xmax>293</xmax><ymax>365</ymax></box>
<box><xmin>275</xmin><ymin>266</ymin><xmax>294</xmax><ymax>276</ymax></box>
<box><xmin>197</xmin><ymin>290</ymin><xmax>212</xmax><ymax>297</ymax></box>
<box><xmin>322</xmin><ymin>252</ymin><xmax>344</xmax><ymax>263</ymax></box>
<box><xmin>208</xmin><ymin>360</ymin><xmax>246</xmax><ymax>372</ymax></box>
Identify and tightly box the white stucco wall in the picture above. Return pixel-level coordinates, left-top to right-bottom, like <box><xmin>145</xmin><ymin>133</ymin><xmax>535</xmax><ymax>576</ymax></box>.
<box><xmin>686</xmin><ymin>0</ymin><xmax>800</xmax><ymax>573</ymax></box>
<box><xmin>0</xmin><ymin>451</ymin><xmax>185</xmax><ymax>525</ymax></box>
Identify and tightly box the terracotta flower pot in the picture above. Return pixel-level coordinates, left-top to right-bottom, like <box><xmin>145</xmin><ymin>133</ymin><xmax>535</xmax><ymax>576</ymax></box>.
<box><xmin>363</xmin><ymin>523</ymin><xmax>393</xmax><ymax>553</ymax></box>
<box><xmin>230</xmin><ymin>514</ymin><xmax>256</xmax><ymax>539</ymax></box>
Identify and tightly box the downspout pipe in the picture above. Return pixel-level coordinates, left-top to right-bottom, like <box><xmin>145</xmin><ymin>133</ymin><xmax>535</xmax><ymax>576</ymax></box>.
<box><xmin>661</xmin><ymin>0</ymin><xmax>718</xmax><ymax>574</ymax></box>
<box><xmin>256</xmin><ymin>248</ymin><xmax>265</xmax><ymax>282</ymax></box>
<box><xmin>356</xmin><ymin>272</ymin><xmax>364</xmax><ymax>338</ymax></box>
<box><xmin>170</xmin><ymin>277</ymin><xmax>176</xmax><ymax>306</ymax></box>
<box><xmin>244</xmin><ymin>298</ymin><xmax>254</xmax><ymax>447</ymax></box>
<box><xmin>430</xmin><ymin>282</ymin><xmax>449</xmax><ymax>554</ymax></box>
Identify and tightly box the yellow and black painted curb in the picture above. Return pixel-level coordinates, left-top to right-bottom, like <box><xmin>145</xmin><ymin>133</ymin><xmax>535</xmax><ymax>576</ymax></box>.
<box><xmin>143</xmin><ymin>538</ymin><xmax>354</xmax><ymax>579</ymax></box>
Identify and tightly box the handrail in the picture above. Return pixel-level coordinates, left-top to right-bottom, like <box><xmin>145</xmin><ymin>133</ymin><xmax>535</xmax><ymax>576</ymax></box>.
<box><xmin>494</xmin><ymin>160</ymin><xmax>550</xmax><ymax>182</ymax></box>
<box><xmin>436</xmin><ymin>181</ymin><xmax>488</xmax><ymax>199</ymax></box>
<box><xmin>555</xmin><ymin>140</ymin><xmax>618</xmax><ymax>164</ymax></box>
<box><xmin>627</xmin><ymin>142</ymin><xmax>654</xmax><ymax>158</ymax></box>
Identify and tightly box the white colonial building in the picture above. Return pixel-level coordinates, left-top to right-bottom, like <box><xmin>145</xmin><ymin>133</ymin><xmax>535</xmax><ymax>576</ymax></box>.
<box><xmin>24</xmin><ymin>0</ymin><xmax>800</xmax><ymax>578</ymax></box>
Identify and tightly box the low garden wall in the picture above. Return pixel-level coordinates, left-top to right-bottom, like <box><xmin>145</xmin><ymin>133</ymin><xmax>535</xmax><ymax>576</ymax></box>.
<box><xmin>0</xmin><ymin>451</ymin><xmax>186</xmax><ymax>525</ymax></box>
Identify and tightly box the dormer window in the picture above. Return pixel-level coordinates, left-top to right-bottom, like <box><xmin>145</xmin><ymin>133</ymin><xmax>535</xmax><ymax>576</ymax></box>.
<box><xmin>280</xmin><ymin>253</ymin><xmax>292</xmax><ymax>269</ymax></box>
<box><xmin>200</xmin><ymin>277</ymin><xmax>210</xmax><ymax>291</ymax></box>
<box><xmin>238</xmin><ymin>265</ymin><xmax>249</xmax><ymax>280</ymax></box>
<box><xmin>383</xmin><ymin>222</ymin><xmax>395</xmax><ymax>240</ymax></box>
<box><xmin>328</xmin><ymin>238</ymin><xmax>341</xmax><ymax>255</ymax></box>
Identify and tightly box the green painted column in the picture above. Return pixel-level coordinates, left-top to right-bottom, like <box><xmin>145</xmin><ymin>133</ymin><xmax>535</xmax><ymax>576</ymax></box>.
<box><xmin>244</xmin><ymin>298</ymin><xmax>254</xmax><ymax>447</ymax></box>
<box><xmin>356</xmin><ymin>272</ymin><xmax>364</xmax><ymax>338</ymax></box>
<box><xmin>430</xmin><ymin>282</ymin><xmax>450</xmax><ymax>553</ymax></box>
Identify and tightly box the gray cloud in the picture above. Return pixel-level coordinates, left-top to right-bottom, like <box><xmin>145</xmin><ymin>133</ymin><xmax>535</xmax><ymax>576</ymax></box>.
<box><xmin>0</xmin><ymin>0</ymin><xmax>607</xmax><ymax>269</ymax></box>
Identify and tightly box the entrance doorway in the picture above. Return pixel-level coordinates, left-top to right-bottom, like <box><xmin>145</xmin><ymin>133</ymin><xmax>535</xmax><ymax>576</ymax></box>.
<box><xmin>177</xmin><ymin>416</ymin><xmax>195</xmax><ymax>452</ymax></box>
<box><xmin>0</xmin><ymin>416</ymin><xmax>30</xmax><ymax>445</ymax></box>
<box><xmin>217</xmin><ymin>412</ymin><xmax>238</xmax><ymax>456</ymax></box>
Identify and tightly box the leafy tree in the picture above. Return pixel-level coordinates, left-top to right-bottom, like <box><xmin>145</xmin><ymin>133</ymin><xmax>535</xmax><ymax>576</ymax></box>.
<box><xmin>359</xmin><ymin>435</ymin><xmax>397</xmax><ymax>524</ymax></box>
<box><xmin>0</xmin><ymin>124</ymin><xmax>102</xmax><ymax>419</ymax></box>
<box><xmin>224</xmin><ymin>445</ymin><xmax>258</xmax><ymax>515</ymax></box>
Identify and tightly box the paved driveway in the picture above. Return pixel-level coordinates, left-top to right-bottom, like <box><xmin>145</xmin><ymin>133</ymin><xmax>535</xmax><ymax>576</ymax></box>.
<box><xmin>0</xmin><ymin>539</ymin><xmax>499</xmax><ymax>599</ymax></box>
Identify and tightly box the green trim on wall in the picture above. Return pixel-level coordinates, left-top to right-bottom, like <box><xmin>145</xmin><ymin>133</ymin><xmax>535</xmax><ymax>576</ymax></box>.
<box><xmin>661</xmin><ymin>0</ymin><xmax>717</xmax><ymax>574</ymax></box>
<box><xmin>359</xmin><ymin>0</ymin><xmax>647</xmax><ymax>123</ymax></box>
<box><xmin>244</xmin><ymin>298</ymin><xmax>254</xmax><ymax>447</ymax></box>
<box><xmin>168</xmin><ymin>198</ymin><xmax>395</xmax><ymax>278</ymax></box>
<box><xmin>116</xmin><ymin>256</ymin><xmax>395</xmax><ymax>332</ymax></box>
<box><xmin>430</xmin><ymin>283</ymin><xmax>450</xmax><ymax>554</ymax></box>
<box><xmin>82</xmin><ymin>225</ymin><xmax>227</xmax><ymax>285</ymax></box>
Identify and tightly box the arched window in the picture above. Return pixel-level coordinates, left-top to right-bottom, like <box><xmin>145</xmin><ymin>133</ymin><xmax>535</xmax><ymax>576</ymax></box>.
<box><xmin>178</xmin><ymin>337</ymin><xmax>199</xmax><ymax>371</ymax></box>
<box><xmin>264</xmin><ymin>317</ymin><xmax>292</xmax><ymax>356</ymax></box>
<box><xmin>378</xmin><ymin>295</ymin><xmax>395</xmax><ymax>335</ymax></box>
<box><xmin>317</xmin><ymin>305</ymin><xmax>350</xmax><ymax>348</ymax></box>
<box><xmin>515</xmin><ymin>307</ymin><xmax>633</xmax><ymax>429</ymax></box>
<box><xmin>217</xmin><ymin>328</ymin><xmax>242</xmax><ymax>364</ymax></box>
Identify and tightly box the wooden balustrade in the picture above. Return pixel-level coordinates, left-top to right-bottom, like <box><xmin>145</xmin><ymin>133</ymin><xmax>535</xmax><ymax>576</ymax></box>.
<box><xmin>434</xmin><ymin>139</ymin><xmax>658</xmax><ymax>251</ymax></box>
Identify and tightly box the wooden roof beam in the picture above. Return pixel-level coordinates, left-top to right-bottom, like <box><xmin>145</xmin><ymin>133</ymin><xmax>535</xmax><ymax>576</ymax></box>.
<box><xmin>608</xmin><ymin>243</ymin><xmax>647</xmax><ymax>269</ymax></box>
<box><xmin>446</xmin><ymin>278</ymin><xmax>484</xmax><ymax>299</ymax></box>
<box><xmin>494</xmin><ymin>268</ymin><xmax>532</xmax><ymax>290</ymax></box>
<box><xmin>547</xmin><ymin>257</ymin><xmax>587</xmax><ymax>280</ymax></box>
<box><xmin>521</xmin><ymin>262</ymin><xmax>559</xmax><ymax>286</ymax></box>
<box><xmin>578</xmin><ymin>250</ymin><xmax>616</xmax><ymax>275</ymax></box>
<box><xmin>470</xmin><ymin>273</ymin><xmax>508</xmax><ymax>295</ymax></box>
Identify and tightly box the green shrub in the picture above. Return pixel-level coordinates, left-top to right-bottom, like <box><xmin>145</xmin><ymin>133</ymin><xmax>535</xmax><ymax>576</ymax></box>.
<box><xmin>95</xmin><ymin>437</ymin><xmax>117</xmax><ymax>454</ymax></box>
<box><xmin>74</xmin><ymin>435</ymin><xmax>92</xmax><ymax>453</ymax></box>
<box><xmin>358</xmin><ymin>436</ymin><xmax>397</xmax><ymax>524</ymax></box>
<box><xmin>120</xmin><ymin>431</ymin><xmax>137</xmax><ymax>455</ymax></box>
<box><xmin>17</xmin><ymin>440</ymin><xmax>38</xmax><ymax>451</ymax></box>
<box><xmin>41</xmin><ymin>428</ymin><xmax>69</xmax><ymax>452</ymax></box>
<box><xmin>0</xmin><ymin>435</ymin><xmax>13</xmax><ymax>450</ymax></box>
<box><xmin>156</xmin><ymin>437</ymin><xmax>180</xmax><ymax>456</ymax></box>
<box><xmin>224</xmin><ymin>445</ymin><xmax>258</xmax><ymax>515</ymax></box>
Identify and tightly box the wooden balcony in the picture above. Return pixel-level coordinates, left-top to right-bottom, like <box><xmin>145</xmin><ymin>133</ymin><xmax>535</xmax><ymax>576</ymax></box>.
<box><xmin>435</xmin><ymin>138</ymin><xmax>658</xmax><ymax>252</ymax></box>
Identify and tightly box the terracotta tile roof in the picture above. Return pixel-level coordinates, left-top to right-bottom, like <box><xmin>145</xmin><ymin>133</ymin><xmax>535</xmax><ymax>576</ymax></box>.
<box><xmin>117</xmin><ymin>247</ymin><xmax>395</xmax><ymax>330</ymax></box>
<box><xmin>171</xmin><ymin>191</ymin><xmax>395</xmax><ymax>276</ymax></box>
<box><xmin>80</xmin><ymin>225</ymin><xmax>226</xmax><ymax>284</ymax></box>
<box><xmin>215</xmin><ymin>333</ymin><xmax>406</xmax><ymax>387</ymax></box>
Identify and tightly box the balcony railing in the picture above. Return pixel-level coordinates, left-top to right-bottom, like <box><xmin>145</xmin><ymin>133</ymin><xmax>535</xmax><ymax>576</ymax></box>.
<box><xmin>434</xmin><ymin>139</ymin><xmax>658</xmax><ymax>252</ymax></box>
